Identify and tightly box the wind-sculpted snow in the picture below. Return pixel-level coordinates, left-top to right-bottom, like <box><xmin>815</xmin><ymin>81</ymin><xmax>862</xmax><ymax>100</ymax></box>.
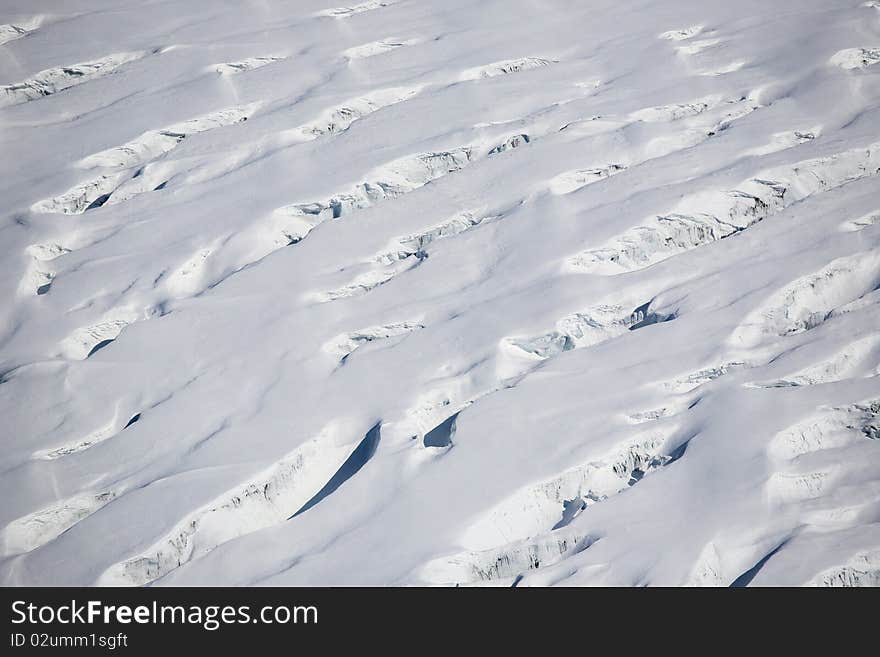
<box><xmin>343</xmin><ymin>38</ymin><xmax>416</xmax><ymax>60</ymax></box>
<box><xmin>215</xmin><ymin>57</ymin><xmax>285</xmax><ymax>75</ymax></box>
<box><xmin>568</xmin><ymin>143</ymin><xmax>880</xmax><ymax>274</ymax></box>
<box><xmin>421</xmin><ymin>531</ymin><xmax>595</xmax><ymax>585</ymax></box>
<box><xmin>548</xmin><ymin>164</ymin><xmax>627</xmax><ymax>195</ymax></box>
<box><xmin>659</xmin><ymin>25</ymin><xmax>704</xmax><ymax>41</ymax></box>
<box><xmin>316</xmin><ymin>208</ymin><xmax>498</xmax><ymax>301</ymax></box>
<box><xmin>293</xmin><ymin>86</ymin><xmax>422</xmax><ymax>140</ymax></box>
<box><xmin>732</xmin><ymin>251</ymin><xmax>880</xmax><ymax>345</ymax></box>
<box><xmin>31</xmin><ymin>104</ymin><xmax>260</xmax><ymax>214</ymax></box>
<box><xmin>841</xmin><ymin>209</ymin><xmax>880</xmax><ymax>232</ymax></box>
<box><xmin>457</xmin><ymin>428</ymin><xmax>688</xmax><ymax>553</ymax></box>
<box><xmin>1</xmin><ymin>51</ymin><xmax>146</xmax><ymax>107</ymax></box>
<box><xmin>60</xmin><ymin>309</ymin><xmax>157</xmax><ymax>360</ymax></box>
<box><xmin>1</xmin><ymin>490</ymin><xmax>118</xmax><ymax>556</ymax></box>
<box><xmin>460</xmin><ymin>57</ymin><xmax>557</xmax><ymax>81</ymax></box>
<box><xmin>810</xmin><ymin>552</ymin><xmax>880</xmax><ymax>587</ymax></box>
<box><xmin>318</xmin><ymin>1</ymin><xmax>392</xmax><ymax>19</ymax></box>
<box><xmin>2</xmin><ymin>0</ymin><xmax>880</xmax><ymax>588</ymax></box>
<box><xmin>0</xmin><ymin>17</ymin><xmax>42</xmax><ymax>45</ymax></box>
<box><xmin>272</xmin><ymin>147</ymin><xmax>474</xmax><ymax>249</ymax></box>
<box><xmin>830</xmin><ymin>48</ymin><xmax>880</xmax><ymax>70</ymax></box>
<box><xmin>746</xmin><ymin>334</ymin><xmax>880</xmax><ymax>389</ymax></box>
<box><xmin>99</xmin><ymin>422</ymin><xmax>382</xmax><ymax>586</ymax></box>
<box><xmin>80</xmin><ymin>104</ymin><xmax>260</xmax><ymax>169</ymax></box>
<box><xmin>34</xmin><ymin>411</ymin><xmax>142</xmax><ymax>460</ymax></box>
<box><xmin>501</xmin><ymin>302</ymin><xmax>648</xmax><ymax>360</ymax></box>
<box><xmin>325</xmin><ymin>321</ymin><xmax>423</xmax><ymax>362</ymax></box>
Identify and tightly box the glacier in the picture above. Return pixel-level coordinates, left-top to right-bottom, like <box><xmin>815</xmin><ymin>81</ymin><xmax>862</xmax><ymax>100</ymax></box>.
<box><xmin>1</xmin><ymin>0</ymin><xmax>879</xmax><ymax>587</ymax></box>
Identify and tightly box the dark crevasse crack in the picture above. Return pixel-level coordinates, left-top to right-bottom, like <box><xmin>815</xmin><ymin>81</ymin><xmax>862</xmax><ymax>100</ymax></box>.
<box><xmin>628</xmin><ymin>301</ymin><xmax>677</xmax><ymax>330</ymax></box>
<box><xmin>730</xmin><ymin>540</ymin><xmax>788</xmax><ymax>587</ymax></box>
<box><xmin>85</xmin><ymin>193</ymin><xmax>112</xmax><ymax>211</ymax></box>
<box><xmin>291</xmin><ymin>422</ymin><xmax>381</xmax><ymax>518</ymax></box>
<box><xmin>423</xmin><ymin>412</ymin><xmax>458</xmax><ymax>448</ymax></box>
<box><xmin>489</xmin><ymin>134</ymin><xmax>530</xmax><ymax>156</ymax></box>
<box><xmin>86</xmin><ymin>338</ymin><xmax>115</xmax><ymax>358</ymax></box>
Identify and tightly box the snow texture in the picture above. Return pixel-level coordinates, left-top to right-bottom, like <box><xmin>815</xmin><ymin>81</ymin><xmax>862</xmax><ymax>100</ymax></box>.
<box><xmin>1</xmin><ymin>0</ymin><xmax>879</xmax><ymax>587</ymax></box>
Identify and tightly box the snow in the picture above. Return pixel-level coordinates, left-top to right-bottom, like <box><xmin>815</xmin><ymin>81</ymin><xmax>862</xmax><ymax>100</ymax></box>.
<box><xmin>1</xmin><ymin>0</ymin><xmax>879</xmax><ymax>587</ymax></box>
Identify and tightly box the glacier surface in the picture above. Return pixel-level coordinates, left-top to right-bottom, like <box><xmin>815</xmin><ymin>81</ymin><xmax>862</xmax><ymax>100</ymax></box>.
<box><xmin>1</xmin><ymin>0</ymin><xmax>879</xmax><ymax>586</ymax></box>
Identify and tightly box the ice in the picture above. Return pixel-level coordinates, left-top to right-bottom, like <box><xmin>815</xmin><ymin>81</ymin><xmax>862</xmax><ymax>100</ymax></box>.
<box><xmin>1</xmin><ymin>0</ymin><xmax>879</xmax><ymax>587</ymax></box>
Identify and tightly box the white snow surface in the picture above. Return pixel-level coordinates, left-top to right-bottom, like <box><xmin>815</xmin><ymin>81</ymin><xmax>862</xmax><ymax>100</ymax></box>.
<box><xmin>1</xmin><ymin>0</ymin><xmax>879</xmax><ymax>587</ymax></box>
